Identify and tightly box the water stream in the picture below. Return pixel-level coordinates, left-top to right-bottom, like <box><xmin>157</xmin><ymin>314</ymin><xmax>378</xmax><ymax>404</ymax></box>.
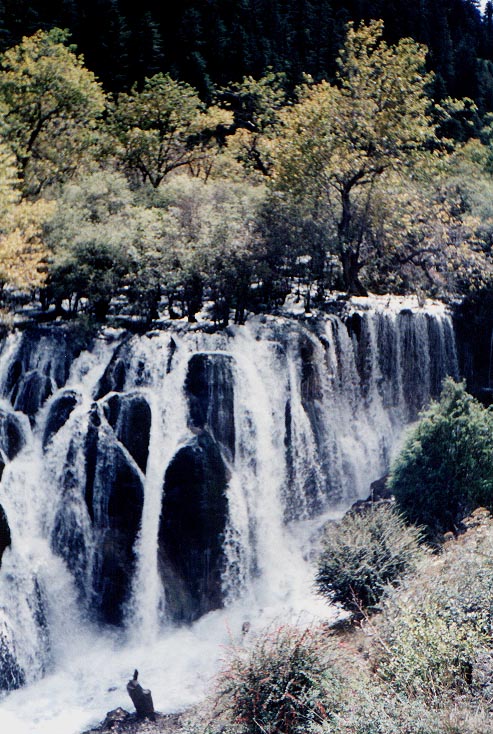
<box><xmin>0</xmin><ymin>299</ymin><xmax>458</xmax><ymax>733</ymax></box>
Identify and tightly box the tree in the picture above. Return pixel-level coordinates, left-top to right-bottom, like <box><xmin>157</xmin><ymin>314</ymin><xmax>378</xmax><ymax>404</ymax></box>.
<box><xmin>0</xmin><ymin>139</ymin><xmax>51</xmax><ymax>291</ymax></box>
<box><xmin>0</xmin><ymin>28</ymin><xmax>106</xmax><ymax>195</ymax></box>
<box><xmin>389</xmin><ymin>379</ymin><xmax>493</xmax><ymax>538</ymax></box>
<box><xmin>44</xmin><ymin>171</ymin><xmax>135</xmax><ymax>319</ymax></box>
<box><xmin>272</xmin><ymin>21</ymin><xmax>436</xmax><ymax>294</ymax></box>
<box><xmin>133</xmin><ymin>175</ymin><xmax>266</xmax><ymax>323</ymax></box>
<box><xmin>108</xmin><ymin>73</ymin><xmax>227</xmax><ymax>187</ymax></box>
<box><xmin>219</xmin><ymin>70</ymin><xmax>288</xmax><ymax>176</ymax></box>
<box><xmin>316</xmin><ymin>504</ymin><xmax>424</xmax><ymax>613</ymax></box>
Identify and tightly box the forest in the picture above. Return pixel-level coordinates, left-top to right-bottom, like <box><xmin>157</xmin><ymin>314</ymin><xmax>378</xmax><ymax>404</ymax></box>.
<box><xmin>1</xmin><ymin>1</ymin><xmax>493</xmax><ymax>327</ymax></box>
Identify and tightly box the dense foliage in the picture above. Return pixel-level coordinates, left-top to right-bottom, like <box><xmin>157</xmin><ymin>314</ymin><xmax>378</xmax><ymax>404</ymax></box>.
<box><xmin>1</xmin><ymin>0</ymin><xmax>492</xmax><ymax>120</ymax></box>
<box><xmin>1</xmin><ymin>23</ymin><xmax>493</xmax><ymax>322</ymax></box>
<box><xmin>377</xmin><ymin>534</ymin><xmax>493</xmax><ymax>698</ymax></box>
<box><xmin>207</xmin><ymin>511</ymin><xmax>493</xmax><ymax>734</ymax></box>
<box><xmin>316</xmin><ymin>504</ymin><xmax>424</xmax><ymax>612</ymax></box>
<box><xmin>389</xmin><ymin>379</ymin><xmax>493</xmax><ymax>537</ymax></box>
<box><xmin>216</xmin><ymin>624</ymin><xmax>340</xmax><ymax>734</ymax></box>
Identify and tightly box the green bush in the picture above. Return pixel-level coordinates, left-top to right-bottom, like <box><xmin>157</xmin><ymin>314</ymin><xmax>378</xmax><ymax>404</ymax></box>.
<box><xmin>316</xmin><ymin>503</ymin><xmax>424</xmax><ymax>613</ymax></box>
<box><xmin>389</xmin><ymin>378</ymin><xmax>493</xmax><ymax>538</ymax></box>
<box><xmin>376</xmin><ymin>530</ymin><xmax>493</xmax><ymax>699</ymax></box>
<box><xmin>318</xmin><ymin>680</ymin><xmax>444</xmax><ymax>734</ymax></box>
<box><xmin>216</xmin><ymin>624</ymin><xmax>340</xmax><ymax>734</ymax></box>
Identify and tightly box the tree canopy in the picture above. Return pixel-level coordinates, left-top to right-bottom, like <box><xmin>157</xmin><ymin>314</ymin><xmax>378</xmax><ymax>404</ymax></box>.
<box><xmin>0</xmin><ymin>28</ymin><xmax>105</xmax><ymax>195</ymax></box>
<box><xmin>272</xmin><ymin>22</ymin><xmax>436</xmax><ymax>294</ymax></box>
<box><xmin>0</xmin><ymin>22</ymin><xmax>491</xmax><ymax>323</ymax></box>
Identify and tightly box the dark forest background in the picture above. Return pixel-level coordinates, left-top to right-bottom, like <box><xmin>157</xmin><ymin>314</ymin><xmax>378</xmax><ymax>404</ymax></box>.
<box><xmin>1</xmin><ymin>0</ymin><xmax>493</xmax><ymax>111</ymax></box>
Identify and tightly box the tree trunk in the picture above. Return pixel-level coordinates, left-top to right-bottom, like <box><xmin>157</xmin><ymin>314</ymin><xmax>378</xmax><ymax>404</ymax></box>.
<box><xmin>127</xmin><ymin>670</ymin><xmax>155</xmax><ymax>720</ymax></box>
<box><xmin>341</xmin><ymin>249</ymin><xmax>368</xmax><ymax>296</ymax></box>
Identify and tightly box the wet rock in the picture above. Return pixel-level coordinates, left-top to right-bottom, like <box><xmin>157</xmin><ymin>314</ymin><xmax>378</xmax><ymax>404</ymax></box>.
<box><xmin>87</xmin><ymin>433</ymin><xmax>144</xmax><ymax>625</ymax></box>
<box><xmin>13</xmin><ymin>370</ymin><xmax>54</xmax><ymax>419</ymax></box>
<box><xmin>0</xmin><ymin>409</ymin><xmax>25</xmax><ymax>460</ymax></box>
<box><xmin>299</xmin><ymin>335</ymin><xmax>323</xmax><ymax>405</ymax></box>
<box><xmin>97</xmin><ymin>358</ymin><xmax>127</xmax><ymax>399</ymax></box>
<box><xmin>3</xmin><ymin>326</ymin><xmax>77</xmax><ymax>407</ymax></box>
<box><xmin>103</xmin><ymin>393</ymin><xmax>151</xmax><ymax>473</ymax></box>
<box><xmin>52</xmin><ymin>405</ymin><xmax>144</xmax><ymax>625</ymax></box>
<box><xmin>185</xmin><ymin>353</ymin><xmax>235</xmax><ymax>459</ymax></box>
<box><xmin>0</xmin><ymin>630</ymin><xmax>25</xmax><ymax>691</ymax></box>
<box><xmin>158</xmin><ymin>432</ymin><xmax>228</xmax><ymax>623</ymax></box>
<box><xmin>42</xmin><ymin>390</ymin><xmax>80</xmax><ymax>448</ymax></box>
<box><xmin>349</xmin><ymin>475</ymin><xmax>393</xmax><ymax>514</ymax></box>
<box><xmin>369</xmin><ymin>474</ymin><xmax>392</xmax><ymax>501</ymax></box>
<box><xmin>82</xmin><ymin>708</ymin><xmax>183</xmax><ymax>734</ymax></box>
<box><xmin>0</xmin><ymin>505</ymin><xmax>11</xmax><ymax>568</ymax></box>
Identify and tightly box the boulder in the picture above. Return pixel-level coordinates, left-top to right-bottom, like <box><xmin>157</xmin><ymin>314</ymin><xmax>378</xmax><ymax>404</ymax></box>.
<box><xmin>52</xmin><ymin>405</ymin><xmax>144</xmax><ymax>625</ymax></box>
<box><xmin>158</xmin><ymin>432</ymin><xmax>228</xmax><ymax>623</ymax></box>
<box><xmin>103</xmin><ymin>393</ymin><xmax>151</xmax><ymax>473</ymax></box>
<box><xmin>96</xmin><ymin>358</ymin><xmax>127</xmax><ymax>399</ymax></box>
<box><xmin>86</xmin><ymin>416</ymin><xmax>144</xmax><ymax>625</ymax></box>
<box><xmin>185</xmin><ymin>353</ymin><xmax>235</xmax><ymax>459</ymax></box>
<box><xmin>13</xmin><ymin>370</ymin><xmax>54</xmax><ymax>419</ymax></box>
<box><xmin>0</xmin><ymin>410</ymin><xmax>25</xmax><ymax>460</ymax></box>
<box><xmin>0</xmin><ymin>505</ymin><xmax>11</xmax><ymax>568</ymax></box>
<box><xmin>42</xmin><ymin>390</ymin><xmax>80</xmax><ymax>449</ymax></box>
<box><xmin>3</xmin><ymin>326</ymin><xmax>76</xmax><ymax>407</ymax></box>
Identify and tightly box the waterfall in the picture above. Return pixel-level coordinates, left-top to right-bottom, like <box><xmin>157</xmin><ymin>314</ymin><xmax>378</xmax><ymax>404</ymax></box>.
<box><xmin>0</xmin><ymin>300</ymin><xmax>458</xmax><ymax>733</ymax></box>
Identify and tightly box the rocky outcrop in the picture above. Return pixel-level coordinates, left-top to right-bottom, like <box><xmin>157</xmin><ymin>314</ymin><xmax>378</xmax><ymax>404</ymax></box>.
<box><xmin>0</xmin><ymin>409</ymin><xmax>25</xmax><ymax>463</ymax></box>
<box><xmin>84</xmin><ymin>407</ymin><xmax>145</xmax><ymax>625</ymax></box>
<box><xmin>0</xmin><ymin>505</ymin><xmax>11</xmax><ymax>568</ymax></box>
<box><xmin>158</xmin><ymin>432</ymin><xmax>228</xmax><ymax>623</ymax></box>
<box><xmin>103</xmin><ymin>393</ymin><xmax>151</xmax><ymax>473</ymax></box>
<box><xmin>51</xmin><ymin>404</ymin><xmax>145</xmax><ymax>626</ymax></box>
<box><xmin>0</xmin><ymin>629</ymin><xmax>25</xmax><ymax>691</ymax></box>
<box><xmin>185</xmin><ymin>353</ymin><xmax>235</xmax><ymax>459</ymax></box>
<box><xmin>82</xmin><ymin>708</ymin><xmax>184</xmax><ymax>734</ymax></box>
<box><xmin>42</xmin><ymin>390</ymin><xmax>80</xmax><ymax>448</ymax></box>
<box><xmin>3</xmin><ymin>327</ymin><xmax>80</xmax><ymax>418</ymax></box>
<box><xmin>454</xmin><ymin>290</ymin><xmax>493</xmax><ymax>404</ymax></box>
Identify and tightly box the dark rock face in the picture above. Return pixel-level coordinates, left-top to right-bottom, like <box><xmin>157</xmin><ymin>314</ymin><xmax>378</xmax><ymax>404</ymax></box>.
<box><xmin>96</xmin><ymin>357</ymin><xmax>127</xmax><ymax>399</ymax></box>
<box><xmin>0</xmin><ymin>410</ymin><xmax>25</xmax><ymax>461</ymax></box>
<box><xmin>0</xmin><ymin>632</ymin><xmax>25</xmax><ymax>691</ymax></box>
<box><xmin>95</xmin><ymin>336</ymin><xmax>153</xmax><ymax>399</ymax></box>
<box><xmin>299</xmin><ymin>333</ymin><xmax>323</xmax><ymax>408</ymax></box>
<box><xmin>51</xmin><ymin>405</ymin><xmax>145</xmax><ymax>626</ymax></box>
<box><xmin>85</xmin><ymin>409</ymin><xmax>145</xmax><ymax>625</ymax></box>
<box><xmin>453</xmin><ymin>292</ymin><xmax>492</xmax><ymax>402</ymax></box>
<box><xmin>103</xmin><ymin>393</ymin><xmax>151</xmax><ymax>473</ymax></box>
<box><xmin>0</xmin><ymin>504</ymin><xmax>11</xmax><ymax>568</ymax></box>
<box><xmin>3</xmin><ymin>327</ymin><xmax>78</xmax><ymax>412</ymax></box>
<box><xmin>185</xmin><ymin>353</ymin><xmax>235</xmax><ymax>459</ymax></box>
<box><xmin>13</xmin><ymin>371</ymin><xmax>54</xmax><ymax>419</ymax></box>
<box><xmin>158</xmin><ymin>432</ymin><xmax>228</xmax><ymax>623</ymax></box>
<box><xmin>283</xmin><ymin>331</ymin><xmax>326</xmax><ymax>516</ymax></box>
<box><xmin>42</xmin><ymin>390</ymin><xmax>80</xmax><ymax>449</ymax></box>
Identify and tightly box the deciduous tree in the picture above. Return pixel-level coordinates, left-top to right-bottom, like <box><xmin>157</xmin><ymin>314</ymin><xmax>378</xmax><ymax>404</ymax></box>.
<box><xmin>0</xmin><ymin>28</ymin><xmax>106</xmax><ymax>195</ymax></box>
<box><xmin>272</xmin><ymin>21</ymin><xmax>436</xmax><ymax>294</ymax></box>
<box><xmin>109</xmin><ymin>73</ymin><xmax>227</xmax><ymax>187</ymax></box>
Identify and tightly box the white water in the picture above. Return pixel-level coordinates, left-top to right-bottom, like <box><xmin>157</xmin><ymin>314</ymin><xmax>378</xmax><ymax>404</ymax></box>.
<box><xmin>0</xmin><ymin>303</ymin><xmax>458</xmax><ymax>733</ymax></box>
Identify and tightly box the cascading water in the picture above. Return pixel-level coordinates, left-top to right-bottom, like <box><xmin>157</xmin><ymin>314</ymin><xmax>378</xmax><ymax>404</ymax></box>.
<box><xmin>0</xmin><ymin>298</ymin><xmax>458</xmax><ymax>733</ymax></box>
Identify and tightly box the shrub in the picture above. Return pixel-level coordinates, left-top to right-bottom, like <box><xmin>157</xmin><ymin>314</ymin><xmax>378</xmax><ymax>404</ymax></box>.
<box><xmin>316</xmin><ymin>503</ymin><xmax>424</xmax><ymax>613</ymax></box>
<box><xmin>216</xmin><ymin>624</ymin><xmax>340</xmax><ymax>734</ymax></box>
<box><xmin>376</xmin><ymin>529</ymin><xmax>493</xmax><ymax>699</ymax></box>
<box><xmin>318</xmin><ymin>680</ymin><xmax>444</xmax><ymax>734</ymax></box>
<box><xmin>389</xmin><ymin>378</ymin><xmax>493</xmax><ymax>538</ymax></box>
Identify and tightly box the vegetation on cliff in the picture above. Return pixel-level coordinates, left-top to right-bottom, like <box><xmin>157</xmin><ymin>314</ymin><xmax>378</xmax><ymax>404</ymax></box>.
<box><xmin>390</xmin><ymin>378</ymin><xmax>493</xmax><ymax>538</ymax></box>
<box><xmin>1</xmin><ymin>22</ymin><xmax>493</xmax><ymax>325</ymax></box>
